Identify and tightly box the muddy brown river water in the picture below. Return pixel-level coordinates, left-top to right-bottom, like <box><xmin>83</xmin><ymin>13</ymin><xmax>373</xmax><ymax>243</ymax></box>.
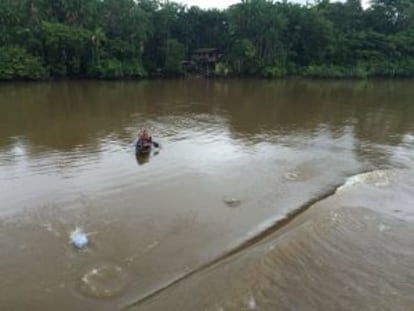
<box><xmin>0</xmin><ymin>79</ymin><xmax>413</xmax><ymax>310</ymax></box>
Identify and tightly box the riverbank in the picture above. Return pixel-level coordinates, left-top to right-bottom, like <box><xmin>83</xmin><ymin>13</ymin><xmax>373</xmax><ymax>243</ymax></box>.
<box><xmin>3</xmin><ymin>62</ymin><xmax>414</xmax><ymax>82</ymax></box>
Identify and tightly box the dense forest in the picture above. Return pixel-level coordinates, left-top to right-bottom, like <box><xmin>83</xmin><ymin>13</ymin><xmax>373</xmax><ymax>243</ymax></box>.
<box><xmin>0</xmin><ymin>0</ymin><xmax>413</xmax><ymax>80</ymax></box>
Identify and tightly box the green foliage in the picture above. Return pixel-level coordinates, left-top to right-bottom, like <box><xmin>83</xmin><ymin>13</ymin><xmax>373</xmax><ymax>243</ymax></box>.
<box><xmin>89</xmin><ymin>58</ymin><xmax>146</xmax><ymax>79</ymax></box>
<box><xmin>228</xmin><ymin>38</ymin><xmax>257</xmax><ymax>75</ymax></box>
<box><xmin>214</xmin><ymin>62</ymin><xmax>230</xmax><ymax>76</ymax></box>
<box><xmin>260</xmin><ymin>64</ymin><xmax>288</xmax><ymax>78</ymax></box>
<box><xmin>303</xmin><ymin>64</ymin><xmax>368</xmax><ymax>78</ymax></box>
<box><xmin>366</xmin><ymin>58</ymin><xmax>414</xmax><ymax>77</ymax></box>
<box><xmin>0</xmin><ymin>46</ymin><xmax>47</xmax><ymax>80</ymax></box>
<box><xmin>1</xmin><ymin>0</ymin><xmax>414</xmax><ymax>80</ymax></box>
<box><xmin>41</xmin><ymin>21</ymin><xmax>94</xmax><ymax>77</ymax></box>
<box><xmin>281</xmin><ymin>5</ymin><xmax>334</xmax><ymax>66</ymax></box>
<box><xmin>228</xmin><ymin>0</ymin><xmax>286</xmax><ymax>68</ymax></box>
<box><xmin>164</xmin><ymin>39</ymin><xmax>185</xmax><ymax>76</ymax></box>
<box><xmin>367</xmin><ymin>0</ymin><xmax>414</xmax><ymax>34</ymax></box>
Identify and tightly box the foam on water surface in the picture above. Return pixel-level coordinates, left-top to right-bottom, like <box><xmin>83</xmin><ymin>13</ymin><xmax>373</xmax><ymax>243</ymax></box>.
<box><xmin>336</xmin><ymin>170</ymin><xmax>392</xmax><ymax>193</ymax></box>
<box><xmin>79</xmin><ymin>263</ymin><xmax>130</xmax><ymax>298</ymax></box>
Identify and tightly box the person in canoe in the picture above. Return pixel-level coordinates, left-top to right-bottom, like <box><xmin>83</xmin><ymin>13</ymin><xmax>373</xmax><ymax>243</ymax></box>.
<box><xmin>136</xmin><ymin>129</ymin><xmax>159</xmax><ymax>155</ymax></box>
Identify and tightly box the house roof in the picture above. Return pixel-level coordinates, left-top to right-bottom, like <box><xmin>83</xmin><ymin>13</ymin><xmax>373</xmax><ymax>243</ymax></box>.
<box><xmin>192</xmin><ymin>48</ymin><xmax>219</xmax><ymax>54</ymax></box>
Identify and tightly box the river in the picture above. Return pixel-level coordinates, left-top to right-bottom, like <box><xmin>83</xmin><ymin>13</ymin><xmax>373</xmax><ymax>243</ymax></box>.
<box><xmin>0</xmin><ymin>79</ymin><xmax>413</xmax><ymax>310</ymax></box>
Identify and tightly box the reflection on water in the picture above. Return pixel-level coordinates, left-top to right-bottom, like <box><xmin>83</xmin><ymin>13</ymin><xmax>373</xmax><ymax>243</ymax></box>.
<box><xmin>1</xmin><ymin>79</ymin><xmax>414</xmax><ymax>154</ymax></box>
<box><xmin>0</xmin><ymin>79</ymin><xmax>413</xmax><ymax>310</ymax></box>
<box><xmin>135</xmin><ymin>149</ymin><xmax>160</xmax><ymax>166</ymax></box>
<box><xmin>136</xmin><ymin>153</ymin><xmax>151</xmax><ymax>166</ymax></box>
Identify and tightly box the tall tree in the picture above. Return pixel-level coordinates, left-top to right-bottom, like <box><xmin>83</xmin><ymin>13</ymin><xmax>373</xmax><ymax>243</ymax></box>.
<box><xmin>367</xmin><ymin>0</ymin><xmax>414</xmax><ymax>33</ymax></box>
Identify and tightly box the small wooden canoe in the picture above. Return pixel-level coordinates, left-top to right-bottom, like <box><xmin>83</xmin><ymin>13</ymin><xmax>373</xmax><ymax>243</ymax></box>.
<box><xmin>135</xmin><ymin>142</ymin><xmax>151</xmax><ymax>155</ymax></box>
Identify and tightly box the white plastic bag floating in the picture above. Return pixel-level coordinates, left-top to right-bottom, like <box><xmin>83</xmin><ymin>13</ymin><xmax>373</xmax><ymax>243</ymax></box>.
<box><xmin>70</xmin><ymin>227</ymin><xmax>89</xmax><ymax>249</ymax></box>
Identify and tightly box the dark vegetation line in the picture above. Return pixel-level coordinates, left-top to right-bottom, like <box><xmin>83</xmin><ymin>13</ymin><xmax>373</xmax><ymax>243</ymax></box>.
<box><xmin>1</xmin><ymin>0</ymin><xmax>414</xmax><ymax>81</ymax></box>
<box><xmin>122</xmin><ymin>181</ymin><xmax>346</xmax><ymax>310</ymax></box>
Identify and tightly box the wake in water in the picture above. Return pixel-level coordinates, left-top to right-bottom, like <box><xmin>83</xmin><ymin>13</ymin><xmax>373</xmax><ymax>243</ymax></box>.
<box><xmin>124</xmin><ymin>169</ymin><xmax>414</xmax><ymax>311</ymax></box>
<box><xmin>0</xmin><ymin>164</ymin><xmax>412</xmax><ymax>311</ymax></box>
<box><xmin>336</xmin><ymin>170</ymin><xmax>392</xmax><ymax>191</ymax></box>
